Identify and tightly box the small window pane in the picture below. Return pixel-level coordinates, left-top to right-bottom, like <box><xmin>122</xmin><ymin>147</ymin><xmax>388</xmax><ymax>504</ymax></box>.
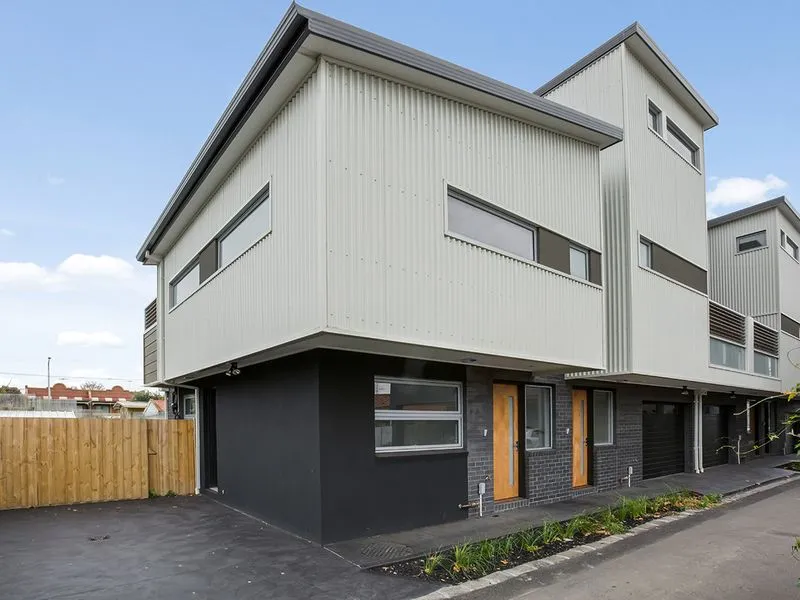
<box><xmin>570</xmin><ymin>246</ymin><xmax>588</xmax><ymax>280</ymax></box>
<box><xmin>447</xmin><ymin>194</ymin><xmax>534</xmax><ymax>261</ymax></box>
<box><xmin>710</xmin><ymin>337</ymin><xmax>745</xmax><ymax>370</ymax></box>
<box><xmin>220</xmin><ymin>195</ymin><xmax>271</xmax><ymax>268</ymax></box>
<box><xmin>648</xmin><ymin>102</ymin><xmax>662</xmax><ymax>134</ymax></box>
<box><xmin>375</xmin><ymin>420</ymin><xmax>459</xmax><ymax>449</ymax></box>
<box><xmin>639</xmin><ymin>239</ymin><xmax>652</xmax><ymax>268</ymax></box>
<box><xmin>736</xmin><ymin>231</ymin><xmax>767</xmax><ymax>252</ymax></box>
<box><xmin>666</xmin><ymin>120</ymin><xmax>698</xmax><ymax>167</ymax></box>
<box><xmin>593</xmin><ymin>390</ymin><xmax>613</xmax><ymax>445</ymax></box>
<box><xmin>374</xmin><ymin>381</ymin><xmax>459</xmax><ymax>412</ymax></box>
<box><xmin>525</xmin><ymin>386</ymin><xmax>552</xmax><ymax>450</ymax></box>
<box><xmin>785</xmin><ymin>235</ymin><xmax>799</xmax><ymax>260</ymax></box>
<box><xmin>183</xmin><ymin>395</ymin><xmax>196</xmax><ymax>417</ymax></box>
<box><xmin>172</xmin><ymin>264</ymin><xmax>200</xmax><ymax>306</ymax></box>
<box><xmin>754</xmin><ymin>352</ymin><xmax>778</xmax><ymax>377</ymax></box>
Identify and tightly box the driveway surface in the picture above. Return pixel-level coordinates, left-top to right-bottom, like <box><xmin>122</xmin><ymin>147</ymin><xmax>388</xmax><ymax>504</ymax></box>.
<box><xmin>463</xmin><ymin>479</ymin><xmax>800</xmax><ymax>600</ymax></box>
<box><xmin>0</xmin><ymin>495</ymin><xmax>436</xmax><ymax>600</ymax></box>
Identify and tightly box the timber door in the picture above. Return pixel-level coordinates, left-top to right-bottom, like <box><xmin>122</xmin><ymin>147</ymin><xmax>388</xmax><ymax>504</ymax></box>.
<box><xmin>572</xmin><ymin>390</ymin><xmax>589</xmax><ymax>487</ymax></box>
<box><xmin>493</xmin><ymin>384</ymin><xmax>520</xmax><ymax>501</ymax></box>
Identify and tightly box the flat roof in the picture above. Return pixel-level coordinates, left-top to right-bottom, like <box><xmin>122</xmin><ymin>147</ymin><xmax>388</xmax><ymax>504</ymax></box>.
<box><xmin>137</xmin><ymin>2</ymin><xmax>622</xmax><ymax>262</ymax></box>
<box><xmin>534</xmin><ymin>22</ymin><xmax>718</xmax><ymax>131</ymax></box>
<box><xmin>707</xmin><ymin>196</ymin><xmax>800</xmax><ymax>231</ymax></box>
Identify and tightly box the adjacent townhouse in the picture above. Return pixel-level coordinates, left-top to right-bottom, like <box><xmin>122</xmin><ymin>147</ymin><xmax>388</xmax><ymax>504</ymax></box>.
<box><xmin>708</xmin><ymin>196</ymin><xmax>800</xmax><ymax>455</ymax></box>
<box><xmin>25</xmin><ymin>383</ymin><xmax>135</xmax><ymax>414</ymax></box>
<box><xmin>137</xmin><ymin>5</ymin><xmax>785</xmax><ymax>544</ymax></box>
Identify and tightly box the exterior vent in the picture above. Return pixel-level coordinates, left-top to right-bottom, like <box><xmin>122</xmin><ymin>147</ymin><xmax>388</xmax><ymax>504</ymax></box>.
<box><xmin>753</xmin><ymin>322</ymin><xmax>779</xmax><ymax>356</ymax></box>
<box><xmin>144</xmin><ymin>299</ymin><xmax>157</xmax><ymax>330</ymax></box>
<box><xmin>709</xmin><ymin>301</ymin><xmax>746</xmax><ymax>345</ymax></box>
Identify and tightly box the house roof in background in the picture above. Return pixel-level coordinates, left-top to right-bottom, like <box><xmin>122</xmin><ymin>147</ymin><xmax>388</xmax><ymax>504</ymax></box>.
<box><xmin>534</xmin><ymin>22</ymin><xmax>719</xmax><ymax>130</ymax></box>
<box><xmin>707</xmin><ymin>196</ymin><xmax>800</xmax><ymax>231</ymax></box>
<box><xmin>24</xmin><ymin>383</ymin><xmax>134</xmax><ymax>401</ymax></box>
<box><xmin>136</xmin><ymin>2</ymin><xmax>623</xmax><ymax>263</ymax></box>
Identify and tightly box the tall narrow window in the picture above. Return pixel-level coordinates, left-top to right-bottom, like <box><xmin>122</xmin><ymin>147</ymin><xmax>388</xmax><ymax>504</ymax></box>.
<box><xmin>639</xmin><ymin>238</ymin><xmax>652</xmax><ymax>268</ymax></box>
<box><xmin>524</xmin><ymin>386</ymin><xmax>552</xmax><ymax>450</ymax></box>
<box><xmin>219</xmin><ymin>189</ymin><xmax>272</xmax><ymax>268</ymax></box>
<box><xmin>593</xmin><ymin>390</ymin><xmax>614</xmax><ymax>445</ymax></box>
<box><xmin>666</xmin><ymin>118</ymin><xmax>699</xmax><ymax>167</ymax></box>
<box><xmin>648</xmin><ymin>101</ymin><xmax>662</xmax><ymax>135</ymax></box>
<box><xmin>784</xmin><ymin>232</ymin><xmax>799</xmax><ymax>260</ymax></box>
<box><xmin>569</xmin><ymin>246</ymin><xmax>589</xmax><ymax>280</ymax></box>
<box><xmin>447</xmin><ymin>192</ymin><xmax>535</xmax><ymax>261</ymax></box>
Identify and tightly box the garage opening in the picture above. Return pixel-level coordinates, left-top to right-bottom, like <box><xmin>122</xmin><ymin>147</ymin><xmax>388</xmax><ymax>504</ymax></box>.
<box><xmin>702</xmin><ymin>404</ymin><xmax>729</xmax><ymax>467</ymax></box>
<box><xmin>642</xmin><ymin>402</ymin><xmax>685</xmax><ymax>479</ymax></box>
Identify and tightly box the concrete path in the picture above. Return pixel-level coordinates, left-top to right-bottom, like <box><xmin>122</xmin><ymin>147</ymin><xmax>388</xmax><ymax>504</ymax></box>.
<box><xmin>331</xmin><ymin>455</ymin><xmax>795</xmax><ymax>568</ymax></box>
<box><xmin>461</xmin><ymin>478</ymin><xmax>800</xmax><ymax>600</ymax></box>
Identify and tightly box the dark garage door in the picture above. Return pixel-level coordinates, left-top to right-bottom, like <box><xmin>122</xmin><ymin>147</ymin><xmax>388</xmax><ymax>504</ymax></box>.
<box><xmin>642</xmin><ymin>402</ymin><xmax>685</xmax><ymax>479</ymax></box>
<box><xmin>702</xmin><ymin>405</ymin><xmax>729</xmax><ymax>467</ymax></box>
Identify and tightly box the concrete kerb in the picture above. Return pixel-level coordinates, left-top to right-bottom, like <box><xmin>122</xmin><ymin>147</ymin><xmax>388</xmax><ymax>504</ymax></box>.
<box><xmin>410</xmin><ymin>476</ymin><xmax>797</xmax><ymax>600</ymax></box>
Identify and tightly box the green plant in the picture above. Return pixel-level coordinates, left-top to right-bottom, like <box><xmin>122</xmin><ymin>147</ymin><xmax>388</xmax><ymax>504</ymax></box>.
<box><xmin>564</xmin><ymin>514</ymin><xmax>595</xmax><ymax>539</ymax></box>
<box><xmin>516</xmin><ymin>528</ymin><xmax>541</xmax><ymax>553</ymax></box>
<box><xmin>496</xmin><ymin>534</ymin><xmax>517</xmax><ymax>558</ymax></box>
<box><xmin>592</xmin><ymin>508</ymin><xmax>626</xmax><ymax>535</ymax></box>
<box><xmin>539</xmin><ymin>520</ymin><xmax>565</xmax><ymax>545</ymax></box>
<box><xmin>148</xmin><ymin>489</ymin><xmax>159</xmax><ymax>498</ymax></box>
<box><xmin>451</xmin><ymin>543</ymin><xmax>487</xmax><ymax>576</ymax></box>
<box><xmin>697</xmin><ymin>493</ymin><xmax>722</xmax><ymax>508</ymax></box>
<box><xmin>477</xmin><ymin>539</ymin><xmax>498</xmax><ymax>563</ymax></box>
<box><xmin>423</xmin><ymin>552</ymin><xmax>446</xmax><ymax>576</ymax></box>
<box><xmin>615</xmin><ymin>496</ymin><xmax>649</xmax><ymax>521</ymax></box>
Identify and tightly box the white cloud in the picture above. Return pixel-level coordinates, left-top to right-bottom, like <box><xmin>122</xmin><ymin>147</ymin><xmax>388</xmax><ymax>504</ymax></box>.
<box><xmin>47</xmin><ymin>174</ymin><xmax>65</xmax><ymax>186</ymax></box>
<box><xmin>57</xmin><ymin>331</ymin><xmax>123</xmax><ymax>348</ymax></box>
<box><xmin>707</xmin><ymin>174</ymin><xmax>788</xmax><ymax>218</ymax></box>
<box><xmin>0</xmin><ymin>262</ymin><xmax>64</xmax><ymax>289</ymax></box>
<box><xmin>0</xmin><ymin>228</ymin><xmax>14</xmax><ymax>237</ymax></box>
<box><xmin>57</xmin><ymin>254</ymin><xmax>135</xmax><ymax>279</ymax></box>
<box><xmin>0</xmin><ymin>254</ymin><xmax>140</xmax><ymax>292</ymax></box>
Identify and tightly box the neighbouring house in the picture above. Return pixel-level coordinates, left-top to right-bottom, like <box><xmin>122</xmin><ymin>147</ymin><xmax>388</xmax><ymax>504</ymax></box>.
<box><xmin>143</xmin><ymin>398</ymin><xmax>166</xmax><ymax>418</ymax></box>
<box><xmin>136</xmin><ymin>5</ymin><xmax>784</xmax><ymax>544</ymax></box>
<box><xmin>708</xmin><ymin>196</ymin><xmax>800</xmax><ymax>455</ymax></box>
<box><xmin>25</xmin><ymin>383</ymin><xmax>135</xmax><ymax>415</ymax></box>
<box><xmin>113</xmin><ymin>400</ymin><xmax>149</xmax><ymax>418</ymax></box>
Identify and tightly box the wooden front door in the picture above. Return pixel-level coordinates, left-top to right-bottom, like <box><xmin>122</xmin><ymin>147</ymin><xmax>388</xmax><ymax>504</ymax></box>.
<box><xmin>493</xmin><ymin>384</ymin><xmax>520</xmax><ymax>501</ymax></box>
<box><xmin>572</xmin><ymin>390</ymin><xmax>589</xmax><ymax>487</ymax></box>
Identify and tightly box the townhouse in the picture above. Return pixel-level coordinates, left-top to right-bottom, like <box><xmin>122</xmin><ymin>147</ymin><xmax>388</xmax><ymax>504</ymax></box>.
<box><xmin>137</xmin><ymin>5</ymin><xmax>786</xmax><ymax>544</ymax></box>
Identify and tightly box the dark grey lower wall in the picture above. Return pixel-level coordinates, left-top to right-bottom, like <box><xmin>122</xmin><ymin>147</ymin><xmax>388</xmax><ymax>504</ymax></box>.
<box><xmin>213</xmin><ymin>354</ymin><xmax>322</xmax><ymax>541</ymax></box>
<box><xmin>318</xmin><ymin>351</ymin><xmax>468</xmax><ymax>543</ymax></box>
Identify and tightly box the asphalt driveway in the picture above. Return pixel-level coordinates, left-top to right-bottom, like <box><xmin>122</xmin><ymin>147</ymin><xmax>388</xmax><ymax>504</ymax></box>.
<box><xmin>0</xmin><ymin>495</ymin><xmax>437</xmax><ymax>600</ymax></box>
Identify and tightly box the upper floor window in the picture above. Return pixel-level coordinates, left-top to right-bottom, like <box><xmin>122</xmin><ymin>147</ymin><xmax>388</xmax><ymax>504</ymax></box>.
<box><xmin>639</xmin><ymin>238</ymin><xmax>652</xmax><ymax>268</ymax></box>
<box><xmin>219</xmin><ymin>189</ymin><xmax>272</xmax><ymax>268</ymax></box>
<box><xmin>736</xmin><ymin>230</ymin><xmax>767</xmax><ymax>252</ymax></box>
<box><xmin>447</xmin><ymin>191</ymin><xmax>535</xmax><ymax>261</ymax></box>
<box><xmin>781</xmin><ymin>230</ymin><xmax>799</xmax><ymax>260</ymax></box>
<box><xmin>171</xmin><ymin>264</ymin><xmax>200</xmax><ymax>307</ymax></box>
<box><xmin>569</xmin><ymin>245</ymin><xmax>589</xmax><ymax>280</ymax></box>
<box><xmin>665</xmin><ymin>118</ymin><xmax>699</xmax><ymax>168</ymax></box>
<box><xmin>648</xmin><ymin>101</ymin><xmax>662</xmax><ymax>135</ymax></box>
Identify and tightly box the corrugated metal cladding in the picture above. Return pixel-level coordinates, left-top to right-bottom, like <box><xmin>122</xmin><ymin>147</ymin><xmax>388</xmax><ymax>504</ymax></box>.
<box><xmin>143</xmin><ymin>327</ymin><xmax>158</xmax><ymax>385</ymax></box>
<box><xmin>545</xmin><ymin>47</ymin><xmax>629</xmax><ymax>373</ymax></box>
<box><xmin>777</xmin><ymin>212</ymin><xmax>800</xmax><ymax>322</ymax></box>
<box><xmin>708</xmin><ymin>210</ymin><xmax>778</xmax><ymax>319</ymax></box>
<box><xmin>780</xmin><ymin>332</ymin><xmax>800</xmax><ymax>390</ymax></box>
<box><xmin>323</xmin><ymin>60</ymin><xmax>605</xmax><ymax>369</ymax></box>
<box><xmin>162</xmin><ymin>69</ymin><xmax>324</xmax><ymax>380</ymax></box>
<box><xmin>624</xmin><ymin>48</ymin><xmax>707</xmax><ymax>269</ymax></box>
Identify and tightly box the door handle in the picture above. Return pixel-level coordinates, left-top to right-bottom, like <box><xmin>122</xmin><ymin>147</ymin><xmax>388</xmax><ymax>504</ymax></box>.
<box><xmin>584</xmin><ymin>438</ymin><xmax>590</xmax><ymax>447</ymax></box>
<box><xmin>514</xmin><ymin>440</ymin><xmax>520</xmax><ymax>450</ymax></box>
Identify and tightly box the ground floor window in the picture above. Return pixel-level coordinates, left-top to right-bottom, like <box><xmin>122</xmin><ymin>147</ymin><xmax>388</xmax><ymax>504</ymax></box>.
<box><xmin>524</xmin><ymin>385</ymin><xmax>552</xmax><ymax>450</ymax></box>
<box><xmin>183</xmin><ymin>394</ymin><xmax>196</xmax><ymax>419</ymax></box>
<box><xmin>593</xmin><ymin>390</ymin><xmax>614</xmax><ymax>445</ymax></box>
<box><xmin>374</xmin><ymin>377</ymin><xmax>462</xmax><ymax>453</ymax></box>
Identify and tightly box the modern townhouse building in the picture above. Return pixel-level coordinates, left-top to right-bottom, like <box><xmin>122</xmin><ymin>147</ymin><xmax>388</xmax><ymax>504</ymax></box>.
<box><xmin>137</xmin><ymin>5</ymin><xmax>784</xmax><ymax>544</ymax></box>
<box><xmin>708</xmin><ymin>196</ymin><xmax>800</xmax><ymax>454</ymax></box>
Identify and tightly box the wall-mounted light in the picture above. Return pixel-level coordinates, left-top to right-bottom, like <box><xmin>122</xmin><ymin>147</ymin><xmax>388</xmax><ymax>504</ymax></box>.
<box><xmin>225</xmin><ymin>362</ymin><xmax>241</xmax><ymax>377</ymax></box>
<box><xmin>681</xmin><ymin>386</ymin><xmax>689</xmax><ymax>396</ymax></box>
<box><xmin>730</xmin><ymin>391</ymin><xmax>736</xmax><ymax>401</ymax></box>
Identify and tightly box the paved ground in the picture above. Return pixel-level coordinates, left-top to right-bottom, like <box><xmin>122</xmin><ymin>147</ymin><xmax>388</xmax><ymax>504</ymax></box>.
<box><xmin>331</xmin><ymin>455</ymin><xmax>795</xmax><ymax>568</ymax></box>
<box><xmin>0</xmin><ymin>495</ymin><xmax>437</xmax><ymax>600</ymax></box>
<box><xmin>463</xmin><ymin>478</ymin><xmax>800</xmax><ymax>600</ymax></box>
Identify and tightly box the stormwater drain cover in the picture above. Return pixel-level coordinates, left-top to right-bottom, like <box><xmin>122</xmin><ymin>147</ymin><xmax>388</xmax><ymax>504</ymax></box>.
<box><xmin>360</xmin><ymin>542</ymin><xmax>413</xmax><ymax>560</ymax></box>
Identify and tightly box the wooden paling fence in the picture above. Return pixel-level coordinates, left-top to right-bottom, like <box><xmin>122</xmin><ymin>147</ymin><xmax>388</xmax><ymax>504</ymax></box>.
<box><xmin>0</xmin><ymin>418</ymin><xmax>195</xmax><ymax>510</ymax></box>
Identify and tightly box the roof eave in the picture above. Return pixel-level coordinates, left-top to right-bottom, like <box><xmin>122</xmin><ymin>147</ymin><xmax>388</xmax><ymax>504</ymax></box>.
<box><xmin>707</xmin><ymin>196</ymin><xmax>799</xmax><ymax>229</ymax></box>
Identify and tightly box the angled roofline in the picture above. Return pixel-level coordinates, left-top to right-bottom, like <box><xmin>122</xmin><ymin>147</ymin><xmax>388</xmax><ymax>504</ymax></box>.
<box><xmin>137</xmin><ymin>2</ymin><xmax>622</xmax><ymax>262</ymax></box>
<box><xmin>534</xmin><ymin>22</ymin><xmax>719</xmax><ymax>130</ymax></box>
<box><xmin>707</xmin><ymin>196</ymin><xmax>800</xmax><ymax>231</ymax></box>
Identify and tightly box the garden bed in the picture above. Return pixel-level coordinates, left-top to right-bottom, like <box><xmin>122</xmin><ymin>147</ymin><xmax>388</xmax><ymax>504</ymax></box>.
<box><xmin>375</xmin><ymin>490</ymin><xmax>721</xmax><ymax>584</ymax></box>
<box><xmin>779</xmin><ymin>461</ymin><xmax>800</xmax><ymax>472</ymax></box>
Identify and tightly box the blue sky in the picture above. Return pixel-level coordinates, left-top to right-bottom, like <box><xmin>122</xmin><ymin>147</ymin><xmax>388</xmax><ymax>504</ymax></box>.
<box><xmin>1</xmin><ymin>0</ymin><xmax>797</xmax><ymax>388</ymax></box>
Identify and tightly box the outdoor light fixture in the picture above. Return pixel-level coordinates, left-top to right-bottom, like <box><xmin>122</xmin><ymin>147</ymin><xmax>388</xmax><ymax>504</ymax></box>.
<box><xmin>681</xmin><ymin>386</ymin><xmax>689</xmax><ymax>396</ymax></box>
<box><xmin>730</xmin><ymin>391</ymin><xmax>736</xmax><ymax>400</ymax></box>
<box><xmin>225</xmin><ymin>362</ymin><xmax>241</xmax><ymax>377</ymax></box>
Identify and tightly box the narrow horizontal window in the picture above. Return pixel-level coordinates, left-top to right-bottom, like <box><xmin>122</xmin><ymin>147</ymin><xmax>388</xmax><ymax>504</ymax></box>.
<box><xmin>374</xmin><ymin>378</ymin><xmax>462</xmax><ymax>453</ymax></box>
<box><xmin>525</xmin><ymin>385</ymin><xmax>552</xmax><ymax>450</ymax></box>
<box><xmin>447</xmin><ymin>192</ymin><xmax>535</xmax><ymax>261</ymax></box>
<box><xmin>753</xmin><ymin>351</ymin><xmax>778</xmax><ymax>377</ymax></box>
<box><xmin>170</xmin><ymin>263</ymin><xmax>200</xmax><ymax>307</ymax></box>
<box><xmin>710</xmin><ymin>337</ymin><xmax>745</xmax><ymax>370</ymax></box>
<box><xmin>639</xmin><ymin>238</ymin><xmax>652</xmax><ymax>268</ymax></box>
<box><xmin>569</xmin><ymin>245</ymin><xmax>589</xmax><ymax>280</ymax></box>
<box><xmin>736</xmin><ymin>230</ymin><xmax>767</xmax><ymax>252</ymax></box>
<box><xmin>648</xmin><ymin>101</ymin><xmax>662</xmax><ymax>135</ymax></box>
<box><xmin>593</xmin><ymin>390</ymin><xmax>614</xmax><ymax>445</ymax></box>
<box><xmin>219</xmin><ymin>190</ymin><xmax>271</xmax><ymax>268</ymax></box>
<box><xmin>666</xmin><ymin>118</ymin><xmax>699</xmax><ymax>168</ymax></box>
<box><xmin>781</xmin><ymin>314</ymin><xmax>800</xmax><ymax>338</ymax></box>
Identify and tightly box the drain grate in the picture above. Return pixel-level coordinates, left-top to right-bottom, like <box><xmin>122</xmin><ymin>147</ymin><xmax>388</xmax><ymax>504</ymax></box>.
<box><xmin>360</xmin><ymin>541</ymin><xmax>413</xmax><ymax>560</ymax></box>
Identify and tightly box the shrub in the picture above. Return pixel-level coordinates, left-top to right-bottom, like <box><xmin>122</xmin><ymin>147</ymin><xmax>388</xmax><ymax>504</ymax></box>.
<box><xmin>564</xmin><ymin>514</ymin><xmax>596</xmax><ymax>539</ymax></box>
<box><xmin>539</xmin><ymin>520</ymin><xmax>565</xmax><ymax>545</ymax></box>
<box><xmin>592</xmin><ymin>508</ymin><xmax>626</xmax><ymax>535</ymax></box>
<box><xmin>451</xmin><ymin>543</ymin><xmax>488</xmax><ymax>576</ymax></box>
<box><xmin>516</xmin><ymin>528</ymin><xmax>541</xmax><ymax>553</ymax></box>
<box><xmin>496</xmin><ymin>534</ymin><xmax>517</xmax><ymax>558</ymax></box>
<box><xmin>423</xmin><ymin>552</ymin><xmax>446</xmax><ymax>576</ymax></box>
<box><xmin>615</xmin><ymin>496</ymin><xmax>649</xmax><ymax>521</ymax></box>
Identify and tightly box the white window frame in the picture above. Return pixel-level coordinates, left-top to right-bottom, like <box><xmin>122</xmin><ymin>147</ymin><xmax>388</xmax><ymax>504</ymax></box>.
<box><xmin>639</xmin><ymin>237</ymin><xmax>652</xmax><ymax>268</ymax></box>
<box><xmin>647</xmin><ymin>100</ymin><xmax>663</xmax><ymax>135</ymax></box>
<box><xmin>592</xmin><ymin>390</ymin><xmax>614</xmax><ymax>446</ymax></box>
<box><xmin>709</xmin><ymin>336</ymin><xmax>746</xmax><ymax>371</ymax></box>
<box><xmin>781</xmin><ymin>230</ymin><xmax>799</xmax><ymax>261</ymax></box>
<box><xmin>753</xmin><ymin>351</ymin><xmax>779</xmax><ymax>377</ymax></box>
<box><xmin>569</xmin><ymin>245</ymin><xmax>589</xmax><ymax>280</ymax></box>
<box><xmin>665</xmin><ymin>117</ymin><xmax>700</xmax><ymax>169</ymax></box>
<box><xmin>736</xmin><ymin>230</ymin><xmax>767</xmax><ymax>253</ymax></box>
<box><xmin>169</xmin><ymin>262</ymin><xmax>200</xmax><ymax>308</ymax></box>
<box><xmin>218</xmin><ymin>183</ymin><xmax>272</xmax><ymax>269</ymax></box>
<box><xmin>182</xmin><ymin>394</ymin><xmax>196</xmax><ymax>419</ymax></box>
<box><xmin>524</xmin><ymin>385</ymin><xmax>553</xmax><ymax>451</ymax></box>
<box><xmin>374</xmin><ymin>377</ymin><xmax>463</xmax><ymax>454</ymax></box>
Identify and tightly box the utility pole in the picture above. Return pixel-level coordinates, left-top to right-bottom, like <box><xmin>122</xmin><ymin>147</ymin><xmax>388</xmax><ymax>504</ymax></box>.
<box><xmin>47</xmin><ymin>357</ymin><xmax>52</xmax><ymax>399</ymax></box>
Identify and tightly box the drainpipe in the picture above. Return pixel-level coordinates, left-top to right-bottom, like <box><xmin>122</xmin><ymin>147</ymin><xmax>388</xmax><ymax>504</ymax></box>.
<box><xmin>692</xmin><ymin>391</ymin><xmax>699</xmax><ymax>473</ymax></box>
<box><xmin>698</xmin><ymin>391</ymin><xmax>705</xmax><ymax>473</ymax></box>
